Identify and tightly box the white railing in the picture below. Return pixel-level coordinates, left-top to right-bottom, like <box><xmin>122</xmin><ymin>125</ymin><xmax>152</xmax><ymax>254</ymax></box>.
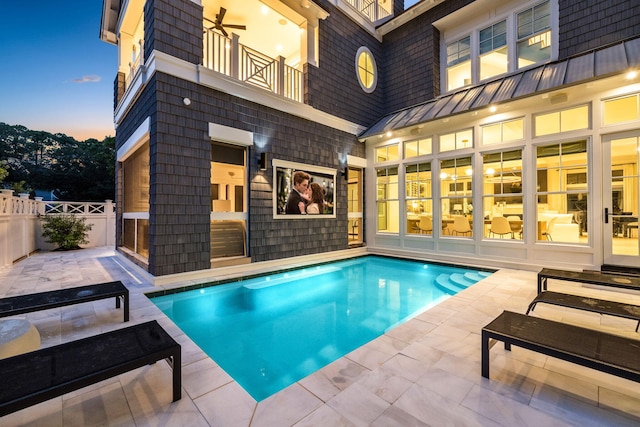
<box><xmin>126</xmin><ymin>38</ymin><xmax>145</xmax><ymax>90</ymax></box>
<box><xmin>0</xmin><ymin>190</ymin><xmax>116</xmax><ymax>268</ymax></box>
<box><xmin>344</xmin><ymin>0</ymin><xmax>392</xmax><ymax>22</ymax></box>
<box><xmin>203</xmin><ymin>29</ymin><xmax>303</xmax><ymax>103</ymax></box>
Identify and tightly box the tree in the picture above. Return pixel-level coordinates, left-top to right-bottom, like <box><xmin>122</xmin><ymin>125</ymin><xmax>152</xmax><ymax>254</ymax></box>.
<box><xmin>0</xmin><ymin>160</ymin><xmax>8</xmax><ymax>184</ymax></box>
<box><xmin>0</xmin><ymin>123</ymin><xmax>115</xmax><ymax>201</ymax></box>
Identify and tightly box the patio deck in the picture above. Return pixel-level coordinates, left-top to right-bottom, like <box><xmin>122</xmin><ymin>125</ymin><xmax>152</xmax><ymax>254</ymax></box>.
<box><xmin>0</xmin><ymin>247</ymin><xmax>639</xmax><ymax>426</ymax></box>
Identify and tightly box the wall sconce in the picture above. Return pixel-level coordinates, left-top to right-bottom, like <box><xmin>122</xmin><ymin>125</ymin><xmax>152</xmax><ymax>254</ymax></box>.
<box><xmin>259</xmin><ymin>152</ymin><xmax>268</xmax><ymax>170</ymax></box>
<box><xmin>341</xmin><ymin>166</ymin><xmax>348</xmax><ymax>179</ymax></box>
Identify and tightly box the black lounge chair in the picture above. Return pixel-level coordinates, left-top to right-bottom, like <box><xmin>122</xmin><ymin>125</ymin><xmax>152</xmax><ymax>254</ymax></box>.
<box><xmin>481</xmin><ymin>311</ymin><xmax>640</xmax><ymax>382</ymax></box>
<box><xmin>0</xmin><ymin>320</ymin><xmax>181</xmax><ymax>417</ymax></box>
<box><xmin>537</xmin><ymin>268</ymin><xmax>640</xmax><ymax>294</ymax></box>
<box><xmin>527</xmin><ymin>291</ymin><xmax>640</xmax><ymax>332</ymax></box>
<box><xmin>0</xmin><ymin>281</ymin><xmax>129</xmax><ymax>322</ymax></box>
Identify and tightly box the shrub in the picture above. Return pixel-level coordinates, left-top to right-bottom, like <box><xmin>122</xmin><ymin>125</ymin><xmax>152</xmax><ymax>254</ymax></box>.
<box><xmin>41</xmin><ymin>214</ymin><xmax>93</xmax><ymax>250</ymax></box>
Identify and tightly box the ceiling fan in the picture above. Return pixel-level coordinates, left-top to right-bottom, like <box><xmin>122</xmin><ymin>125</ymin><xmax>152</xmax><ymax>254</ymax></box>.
<box><xmin>205</xmin><ymin>7</ymin><xmax>246</xmax><ymax>37</ymax></box>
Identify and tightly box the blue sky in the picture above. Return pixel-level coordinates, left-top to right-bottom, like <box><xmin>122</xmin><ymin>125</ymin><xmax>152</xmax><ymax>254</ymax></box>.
<box><xmin>0</xmin><ymin>1</ymin><xmax>116</xmax><ymax>141</ymax></box>
<box><xmin>0</xmin><ymin>1</ymin><xmax>422</xmax><ymax>142</ymax></box>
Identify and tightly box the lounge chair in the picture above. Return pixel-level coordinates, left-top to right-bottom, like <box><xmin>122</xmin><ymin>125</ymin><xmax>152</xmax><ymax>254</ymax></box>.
<box><xmin>527</xmin><ymin>291</ymin><xmax>640</xmax><ymax>332</ymax></box>
<box><xmin>0</xmin><ymin>320</ymin><xmax>181</xmax><ymax>416</ymax></box>
<box><xmin>482</xmin><ymin>311</ymin><xmax>640</xmax><ymax>382</ymax></box>
<box><xmin>0</xmin><ymin>281</ymin><xmax>129</xmax><ymax>322</ymax></box>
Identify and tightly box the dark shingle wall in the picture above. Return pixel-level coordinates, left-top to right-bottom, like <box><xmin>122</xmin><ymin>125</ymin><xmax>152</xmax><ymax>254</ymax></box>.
<box><xmin>380</xmin><ymin>0</ymin><xmax>473</xmax><ymax>113</ymax></box>
<box><xmin>558</xmin><ymin>0</ymin><xmax>640</xmax><ymax>58</ymax></box>
<box><xmin>307</xmin><ymin>1</ymin><xmax>385</xmax><ymax>127</ymax></box>
<box><xmin>145</xmin><ymin>0</ymin><xmax>202</xmax><ymax>65</ymax></box>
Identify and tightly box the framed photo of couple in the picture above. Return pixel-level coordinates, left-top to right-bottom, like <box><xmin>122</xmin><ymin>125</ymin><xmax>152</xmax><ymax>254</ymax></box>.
<box><xmin>273</xmin><ymin>159</ymin><xmax>336</xmax><ymax>218</ymax></box>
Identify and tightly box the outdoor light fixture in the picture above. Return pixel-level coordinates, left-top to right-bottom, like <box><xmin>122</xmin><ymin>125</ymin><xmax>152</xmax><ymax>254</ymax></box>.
<box><xmin>183</xmin><ymin>97</ymin><xmax>191</xmax><ymax>106</ymax></box>
<box><xmin>259</xmin><ymin>152</ymin><xmax>268</xmax><ymax>170</ymax></box>
<box><xmin>341</xmin><ymin>166</ymin><xmax>348</xmax><ymax>179</ymax></box>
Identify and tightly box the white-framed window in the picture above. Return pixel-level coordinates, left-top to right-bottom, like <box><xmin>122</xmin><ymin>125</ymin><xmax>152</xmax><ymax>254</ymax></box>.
<box><xmin>439</xmin><ymin>128</ymin><xmax>473</xmax><ymax>152</ymax></box>
<box><xmin>481</xmin><ymin>118</ymin><xmax>524</xmax><ymax>145</ymax></box>
<box><xmin>375</xmin><ymin>143</ymin><xmax>399</xmax><ymax>162</ymax></box>
<box><xmin>446</xmin><ymin>36</ymin><xmax>471</xmax><ymax>91</ymax></box>
<box><xmin>405</xmin><ymin>137</ymin><xmax>432</xmax><ymax>158</ymax></box>
<box><xmin>517</xmin><ymin>1</ymin><xmax>551</xmax><ymax>69</ymax></box>
<box><xmin>603</xmin><ymin>93</ymin><xmax>640</xmax><ymax>126</ymax></box>
<box><xmin>442</xmin><ymin>0</ymin><xmax>556</xmax><ymax>92</ymax></box>
<box><xmin>355</xmin><ymin>47</ymin><xmax>377</xmax><ymax>93</ymax></box>
<box><xmin>479</xmin><ymin>20</ymin><xmax>508</xmax><ymax>81</ymax></box>
<box><xmin>534</xmin><ymin>104</ymin><xmax>590</xmax><ymax>137</ymax></box>
<box><xmin>405</xmin><ymin>162</ymin><xmax>433</xmax><ymax>235</ymax></box>
<box><xmin>376</xmin><ymin>166</ymin><xmax>399</xmax><ymax>233</ymax></box>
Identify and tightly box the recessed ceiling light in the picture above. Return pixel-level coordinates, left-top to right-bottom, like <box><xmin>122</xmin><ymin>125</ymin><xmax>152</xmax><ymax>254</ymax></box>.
<box><xmin>626</xmin><ymin>70</ymin><xmax>638</xmax><ymax>80</ymax></box>
<box><xmin>488</xmin><ymin>105</ymin><xmax>497</xmax><ymax>113</ymax></box>
<box><xmin>279</xmin><ymin>19</ymin><xmax>287</xmax><ymax>25</ymax></box>
<box><xmin>261</xmin><ymin>5</ymin><xmax>269</xmax><ymax>15</ymax></box>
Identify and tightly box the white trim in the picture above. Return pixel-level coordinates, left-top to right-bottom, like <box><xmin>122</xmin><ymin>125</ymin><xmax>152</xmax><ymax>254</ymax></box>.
<box><xmin>347</xmin><ymin>155</ymin><xmax>367</xmax><ymax>168</ymax></box>
<box><xmin>208</xmin><ymin>123</ymin><xmax>254</xmax><ymax>146</ymax></box>
<box><xmin>117</xmin><ymin>117</ymin><xmax>150</xmax><ymax>161</ymax></box>
<box><xmin>123</xmin><ymin>212</ymin><xmax>149</xmax><ymax>219</ymax></box>
<box><xmin>116</xmin><ymin>50</ymin><xmax>365</xmax><ymax>137</ymax></box>
<box><xmin>210</xmin><ymin>212</ymin><xmax>248</xmax><ymax>221</ymax></box>
<box><xmin>355</xmin><ymin>46</ymin><xmax>378</xmax><ymax>93</ymax></box>
<box><xmin>272</xmin><ymin>158</ymin><xmax>337</xmax><ymax>175</ymax></box>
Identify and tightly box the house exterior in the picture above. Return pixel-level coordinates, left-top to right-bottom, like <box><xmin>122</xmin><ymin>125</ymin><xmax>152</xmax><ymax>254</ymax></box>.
<box><xmin>100</xmin><ymin>0</ymin><xmax>640</xmax><ymax>279</ymax></box>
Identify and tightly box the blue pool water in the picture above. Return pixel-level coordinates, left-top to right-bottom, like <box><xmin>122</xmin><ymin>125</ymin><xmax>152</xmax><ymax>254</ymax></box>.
<box><xmin>150</xmin><ymin>256</ymin><xmax>491</xmax><ymax>401</ymax></box>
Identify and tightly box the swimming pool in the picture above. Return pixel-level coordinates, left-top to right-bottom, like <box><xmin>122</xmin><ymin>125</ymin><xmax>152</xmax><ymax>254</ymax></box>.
<box><xmin>150</xmin><ymin>256</ymin><xmax>491</xmax><ymax>401</ymax></box>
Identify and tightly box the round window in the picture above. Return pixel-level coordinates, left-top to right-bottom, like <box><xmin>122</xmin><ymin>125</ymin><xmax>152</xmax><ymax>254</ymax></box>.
<box><xmin>355</xmin><ymin>47</ymin><xmax>377</xmax><ymax>93</ymax></box>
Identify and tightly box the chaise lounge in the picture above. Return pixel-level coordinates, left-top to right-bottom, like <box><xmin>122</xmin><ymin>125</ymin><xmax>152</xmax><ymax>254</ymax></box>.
<box><xmin>0</xmin><ymin>320</ymin><xmax>181</xmax><ymax>417</ymax></box>
<box><xmin>481</xmin><ymin>311</ymin><xmax>640</xmax><ymax>383</ymax></box>
<box><xmin>0</xmin><ymin>281</ymin><xmax>129</xmax><ymax>322</ymax></box>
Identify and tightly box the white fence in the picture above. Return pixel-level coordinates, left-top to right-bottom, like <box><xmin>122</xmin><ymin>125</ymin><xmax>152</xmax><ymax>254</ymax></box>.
<box><xmin>0</xmin><ymin>190</ymin><xmax>116</xmax><ymax>268</ymax></box>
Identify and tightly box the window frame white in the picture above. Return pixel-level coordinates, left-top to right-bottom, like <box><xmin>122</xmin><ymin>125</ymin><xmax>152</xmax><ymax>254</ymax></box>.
<box><xmin>441</xmin><ymin>0</ymin><xmax>558</xmax><ymax>93</ymax></box>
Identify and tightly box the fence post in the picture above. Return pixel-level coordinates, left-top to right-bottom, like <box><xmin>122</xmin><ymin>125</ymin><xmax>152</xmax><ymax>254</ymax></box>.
<box><xmin>105</xmin><ymin>200</ymin><xmax>116</xmax><ymax>247</ymax></box>
<box><xmin>0</xmin><ymin>190</ymin><xmax>13</xmax><ymax>267</ymax></box>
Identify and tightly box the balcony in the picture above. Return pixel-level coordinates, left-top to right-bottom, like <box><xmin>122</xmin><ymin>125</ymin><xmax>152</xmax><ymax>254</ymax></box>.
<box><xmin>203</xmin><ymin>29</ymin><xmax>303</xmax><ymax>103</ymax></box>
<box><xmin>344</xmin><ymin>0</ymin><xmax>392</xmax><ymax>22</ymax></box>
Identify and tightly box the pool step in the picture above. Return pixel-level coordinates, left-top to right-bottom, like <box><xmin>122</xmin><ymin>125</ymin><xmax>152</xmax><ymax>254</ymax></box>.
<box><xmin>463</xmin><ymin>271</ymin><xmax>487</xmax><ymax>282</ymax></box>
<box><xmin>435</xmin><ymin>274</ymin><xmax>466</xmax><ymax>294</ymax></box>
<box><xmin>435</xmin><ymin>270</ymin><xmax>492</xmax><ymax>295</ymax></box>
<box><xmin>450</xmin><ymin>273</ymin><xmax>476</xmax><ymax>288</ymax></box>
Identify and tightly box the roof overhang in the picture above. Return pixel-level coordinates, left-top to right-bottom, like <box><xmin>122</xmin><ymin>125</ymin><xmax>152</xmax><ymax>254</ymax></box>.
<box><xmin>359</xmin><ymin>36</ymin><xmax>640</xmax><ymax>141</ymax></box>
<box><xmin>100</xmin><ymin>0</ymin><xmax>122</xmax><ymax>45</ymax></box>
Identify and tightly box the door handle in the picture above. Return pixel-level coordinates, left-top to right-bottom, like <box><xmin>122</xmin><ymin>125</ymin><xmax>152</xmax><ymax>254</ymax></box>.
<box><xmin>604</xmin><ymin>207</ymin><xmax>609</xmax><ymax>224</ymax></box>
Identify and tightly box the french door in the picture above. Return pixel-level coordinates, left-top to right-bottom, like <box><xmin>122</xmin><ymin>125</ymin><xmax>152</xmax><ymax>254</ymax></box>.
<box><xmin>602</xmin><ymin>131</ymin><xmax>640</xmax><ymax>267</ymax></box>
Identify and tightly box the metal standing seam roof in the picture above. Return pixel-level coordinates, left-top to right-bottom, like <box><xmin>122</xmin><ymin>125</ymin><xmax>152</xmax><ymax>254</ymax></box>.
<box><xmin>359</xmin><ymin>36</ymin><xmax>640</xmax><ymax>139</ymax></box>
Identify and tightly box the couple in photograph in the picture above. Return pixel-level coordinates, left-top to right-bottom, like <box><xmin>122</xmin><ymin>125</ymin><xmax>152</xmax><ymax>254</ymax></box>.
<box><xmin>284</xmin><ymin>170</ymin><xmax>326</xmax><ymax>215</ymax></box>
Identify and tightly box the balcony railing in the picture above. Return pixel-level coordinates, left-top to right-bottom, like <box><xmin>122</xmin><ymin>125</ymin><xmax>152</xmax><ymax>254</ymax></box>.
<box><xmin>344</xmin><ymin>0</ymin><xmax>392</xmax><ymax>22</ymax></box>
<box><xmin>203</xmin><ymin>29</ymin><xmax>303</xmax><ymax>103</ymax></box>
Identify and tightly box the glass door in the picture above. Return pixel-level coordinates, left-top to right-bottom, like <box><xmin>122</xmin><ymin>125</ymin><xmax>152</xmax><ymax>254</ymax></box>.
<box><xmin>210</xmin><ymin>142</ymin><xmax>247</xmax><ymax>261</ymax></box>
<box><xmin>347</xmin><ymin>167</ymin><xmax>363</xmax><ymax>244</ymax></box>
<box><xmin>603</xmin><ymin>132</ymin><xmax>640</xmax><ymax>267</ymax></box>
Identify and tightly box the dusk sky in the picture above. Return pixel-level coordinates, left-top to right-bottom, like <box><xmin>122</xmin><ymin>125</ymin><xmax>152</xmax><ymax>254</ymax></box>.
<box><xmin>0</xmin><ymin>1</ymin><xmax>116</xmax><ymax>141</ymax></box>
<box><xmin>0</xmin><ymin>1</ymin><xmax>422</xmax><ymax>142</ymax></box>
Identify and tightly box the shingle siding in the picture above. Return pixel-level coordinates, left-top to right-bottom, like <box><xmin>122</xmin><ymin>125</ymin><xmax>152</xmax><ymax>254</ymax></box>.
<box><xmin>308</xmin><ymin>1</ymin><xmax>386</xmax><ymax>127</ymax></box>
<box><xmin>559</xmin><ymin>0</ymin><xmax>640</xmax><ymax>58</ymax></box>
<box><xmin>380</xmin><ymin>0</ymin><xmax>473</xmax><ymax>113</ymax></box>
<box><xmin>145</xmin><ymin>0</ymin><xmax>202</xmax><ymax>64</ymax></box>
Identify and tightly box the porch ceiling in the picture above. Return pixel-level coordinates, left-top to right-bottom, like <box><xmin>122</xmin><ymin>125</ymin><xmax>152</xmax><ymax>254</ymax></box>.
<box><xmin>359</xmin><ymin>36</ymin><xmax>640</xmax><ymax>140</ymax></box>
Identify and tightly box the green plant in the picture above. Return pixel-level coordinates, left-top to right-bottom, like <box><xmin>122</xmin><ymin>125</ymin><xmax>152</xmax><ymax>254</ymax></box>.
<box><xmin>41</xmin><ymin>214</ymin><xmax>93</xmax><ymax>250</ymax></box>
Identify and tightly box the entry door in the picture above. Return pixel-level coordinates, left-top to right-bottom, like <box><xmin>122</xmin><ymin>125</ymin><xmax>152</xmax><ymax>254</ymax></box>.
<box><xmin>603</xmin><ymin>132</ymin><xmax>640</xmax><ymax>267</ymax></box>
